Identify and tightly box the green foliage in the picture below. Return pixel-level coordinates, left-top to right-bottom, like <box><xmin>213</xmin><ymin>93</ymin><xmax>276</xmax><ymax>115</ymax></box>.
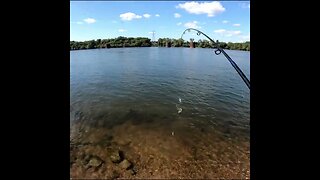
<box><xmin>195</xmin><ymin>39</ymin><xmax>213</xmax><ymax>48</ymax></box>
<box><xmin>70</xmin><ymin>36</ymin><xmax>152</xmax><ymax>50</ymax></box>
<box><xmin>70</xmin><ymin>37</ymin><xmax>250</xmax><ymax>51</ymax></box>
<box><xmin>226</xmin><ymin>41</ymin><xmax>250</xmax><ymax>51</ymax></box>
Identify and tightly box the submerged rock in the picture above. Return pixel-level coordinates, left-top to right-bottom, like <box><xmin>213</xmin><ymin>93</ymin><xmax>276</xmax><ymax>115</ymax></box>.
<box><xmin>84</xmin><ymin>154</ymin><xmax>92</xmax><ymax>164</ymax></box>
<box><xmin>123</xmin><ymin>168</ymin><xmax>137</xmax><ymax>176</ymax></box>
<box><xmin>88</xmin><ymin>156</ymin><xmax>104</xmax><ymax>168</ymax></box>
<box><xmin>111</xmin><ymin>170</ymin><xmax>120</xmax><ymax>179</ymax></box>
<box><xmin>119</xmin><ymin>159</ymin><xmax>132</xmax><ymax>170</ymax></box>
<box><xmin>110</xmin><ymin>150</ymin><xmax>122</xmax><ymax>163</ymax></box>
<box><xmin>130</xmin><ymin>169</ymin><xmax>137</xmax><ymax>175</ymax></box>
<box><xmin>117</xmin><ymin>138</ymin><xmax>132</xmax><ymax>146</ymax></box>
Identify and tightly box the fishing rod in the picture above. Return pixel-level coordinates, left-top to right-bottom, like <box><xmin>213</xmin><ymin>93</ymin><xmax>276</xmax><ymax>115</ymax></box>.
<box><xmin>181</xmin><ymin>28</ymin><xmax>250</xmax><ymax>89</ymax></box>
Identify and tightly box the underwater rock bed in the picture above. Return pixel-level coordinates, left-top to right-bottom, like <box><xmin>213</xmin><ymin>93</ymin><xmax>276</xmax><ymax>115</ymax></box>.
<box><xmin>70</xmin><ymin>112</ymin><xmax>250</xmax><ymax>179</ymax></box>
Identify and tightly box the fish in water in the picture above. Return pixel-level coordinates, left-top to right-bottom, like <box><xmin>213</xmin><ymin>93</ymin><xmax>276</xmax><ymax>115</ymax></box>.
<box><xmin>179</xmin><ymin>98</ymin><xmax>182</xmax><ymax>103</ymax></box>
<box><xmin>176</xmin><ymin>104</ymin><xmax>182</xmax><ymax>114</ymax></box>
<box><xmin>177</xmin><ymin>107</ymin><xmax>182</xmax><ymax>114</ymax></box>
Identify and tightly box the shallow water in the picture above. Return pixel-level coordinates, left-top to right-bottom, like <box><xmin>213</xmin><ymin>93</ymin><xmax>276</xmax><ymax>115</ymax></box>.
<box><xmin>70</xmin><ymin>47</ymin><xmax>250</xmax><ymax>179</ymax></box>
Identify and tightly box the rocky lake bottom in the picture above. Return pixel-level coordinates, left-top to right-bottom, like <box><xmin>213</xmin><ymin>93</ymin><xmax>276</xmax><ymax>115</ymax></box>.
<box><xmin>70</xmin><ymin>109</ymin><xmax>250</xmax><ymax>179</ymax></box>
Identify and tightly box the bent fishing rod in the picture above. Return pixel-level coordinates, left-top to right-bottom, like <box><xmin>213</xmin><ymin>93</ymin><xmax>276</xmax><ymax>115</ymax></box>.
<box><xmin>181</xmin><ymin>28</ymin><xmax>250</xmax><ymax>89</ymax></box>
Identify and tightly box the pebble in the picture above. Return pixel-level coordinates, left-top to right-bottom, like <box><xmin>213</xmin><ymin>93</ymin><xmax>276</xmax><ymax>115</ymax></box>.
<box><xmin>111</xmin><ymin>170</ymin><xmax>120</xmax><ymax>179</ymax></box>
<box><xmin>110</xmin><ymin>150</ymin><xmax>122</xmax><ymax>163</ymax></box>
<box><xmin>87</xmin><ymin>156</ymin><xmax>103</xmax><ymax>168</ymax></box>
<box><xmin>119</xmin><ymin>159</ymin><xmax>132</xmax><ymax>170</ymax></box>
<box><xmin>130</xmin><ymin>169</ymin><xmax>136</xmax><ymax>175</ymax></box>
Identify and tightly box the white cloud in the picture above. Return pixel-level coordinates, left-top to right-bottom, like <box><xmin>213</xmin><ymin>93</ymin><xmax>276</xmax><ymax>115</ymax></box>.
<box><xmin>118</xmin><ymin>29</ymin><xmax>127</xmax><ymax>32</ymax></box>
<box><xmin>231</xmin><ymin>31</ymin><xmax>241</xmax><ymax>35</ymax></box>
<box><xmin>76</xmin><ymin>21</ymin><xmax>83</xmax><ymax>25</ymax></box>
<box><xmin>176</xmin><ymin>1</ymin><xmax>225</xmax><ymax>17</ymax></box>
<box><xmin>83</xmin><ymin>18</ymin><xmax>96</xmax><ymax>24</ymax></box>
<box><xmin>155</xmin><ymin>14</ymin><xmax>160</xmax><ymax>17</ymax></box>
<box><xmin>184</xmin><ymin>21</ymin><xmax>201</xmax><ymax>29</ymax></box>
<box><xmin>214</xmin><ymin>29</ymin><xmax>226</xmax><ymax>33</ymax></box>
<box><xmin>120</xmin><ymin>12</ymin><xmax>142</xmax><ymax>21</ymax></box>
<box><xmin>240</xmin><ymin>34</ymin><xmax>250</xmax><ymax>41</ymax></box>
<box><xmin>233</xmin><ymin>24</ymin><xmax>241</xmax><ymax>27</ymax></box>
<box><xmin>222</xmin><ymin>20</ymin><xmax>229</xmax><ymax>24</ymax></box>
<box><xmin>148</xmin><ymin>32</ymin><xmax>154</xmax><ymax>34</ymax></box>
<box><xmin>214</xmin><ymin>29</ymin><xmax>242</xmax><ymax>37</ymax></box>
<box><xmin>174</xmin><ymin>13</ymin><xmax>181</xmax><ymax>18</ymax></box>
<box><xmin>177</xmin><ymin>22</ymin><xmax>182</xmax><ymax>26</ymax></box>
<box><xmin>143</xmin><ymin>14</ymin><xmax>151</xmax><ymax>18</ymax></box>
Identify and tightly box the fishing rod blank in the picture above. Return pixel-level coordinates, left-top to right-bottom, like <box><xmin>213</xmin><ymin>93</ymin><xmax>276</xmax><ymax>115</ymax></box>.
<box><xmin>181</xmin><ymin>28</ymin><xmax>250</xmax><ymax>89</ymax></box>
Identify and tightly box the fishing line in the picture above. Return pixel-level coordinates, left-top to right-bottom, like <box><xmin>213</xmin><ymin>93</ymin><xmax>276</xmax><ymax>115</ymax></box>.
<box><xmin>181</xmin><ymin>28</ymin><xmax>250</xmax><ymax>89</ymax></box>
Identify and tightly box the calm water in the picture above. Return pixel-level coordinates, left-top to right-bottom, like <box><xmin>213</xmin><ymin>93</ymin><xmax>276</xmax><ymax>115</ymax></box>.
<box><xmin>70</xmin><ymin>47</ymin><xmax>250</xmax><ymax>178</ymax></box>
<box><xmin>70</xmin><ymin>47</ymin><xmax>249</xmax><ymax>130</ymax></box>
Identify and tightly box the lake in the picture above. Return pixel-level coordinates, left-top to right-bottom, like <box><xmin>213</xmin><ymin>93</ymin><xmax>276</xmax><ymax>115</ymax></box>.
<box><xmin>70</xmin><ymin>47</ymin><xmax>250</xmax><ymax>179</ymax></box>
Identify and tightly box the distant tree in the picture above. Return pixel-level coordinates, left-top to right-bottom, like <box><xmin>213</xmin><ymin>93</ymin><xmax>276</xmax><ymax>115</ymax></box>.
<box><xmin>70</xmin><ymin>37</ymin><xmax>249</xmax><ymax>51</ymax></box>
<box><xmin>96</xmin><ymin>39</ymin><xmax>101</xmax><ymax>45</ymax></box>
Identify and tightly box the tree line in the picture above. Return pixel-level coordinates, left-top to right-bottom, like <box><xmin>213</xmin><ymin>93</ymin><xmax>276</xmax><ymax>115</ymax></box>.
<box><xmin>70</xmin><ymin>36</ymin><xmax>151</xmax><ymax>50</ymax></box>
<box><xmin>70</xmin><ymin>36</ymin><xmax>250</xmax><ymax>51</ymax></box>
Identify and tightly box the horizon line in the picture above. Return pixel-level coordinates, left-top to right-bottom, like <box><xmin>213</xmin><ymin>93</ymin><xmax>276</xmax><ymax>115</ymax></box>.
<box><xmin>70</xmin><ymin>37</ymin><xmax>250</xmax><ymax>43</ymax></box>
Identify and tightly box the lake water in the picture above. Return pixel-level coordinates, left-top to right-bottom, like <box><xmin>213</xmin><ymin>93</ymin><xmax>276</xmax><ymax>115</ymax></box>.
<box><xmin>70</xmin><ymin>47</ymin><xmax>250</xmax><ymax>179</ymax></box>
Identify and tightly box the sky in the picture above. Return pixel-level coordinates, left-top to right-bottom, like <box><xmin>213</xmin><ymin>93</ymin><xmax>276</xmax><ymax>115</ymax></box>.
<box><xmin>70</xmin><ymin>1</ymin><xmax>250</xmax><ymax>43</ymax></box>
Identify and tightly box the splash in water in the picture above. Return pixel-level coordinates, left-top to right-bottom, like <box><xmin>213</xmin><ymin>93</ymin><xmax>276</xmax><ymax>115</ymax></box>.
<box><xmin>176</xmin><ymin>97</ymin><xmax>183</xmax><ymax>114</ymax></box>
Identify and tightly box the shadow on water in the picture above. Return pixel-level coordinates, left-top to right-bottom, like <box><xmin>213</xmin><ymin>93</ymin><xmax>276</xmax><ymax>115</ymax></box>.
<box><xmin>71</xmin><ymin>108</ymin><xmax>176</xmax><ymax>131</ymax></box>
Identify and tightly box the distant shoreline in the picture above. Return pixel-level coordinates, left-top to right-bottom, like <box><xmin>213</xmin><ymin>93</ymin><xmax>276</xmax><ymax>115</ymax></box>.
<box><xmin>70</xmin><ymin>46</ymin><xmax>250</xmax><ymax>52</ymax></box>
<box><xmin>70</xmin><ymin>36</ymin><xmax>250</xmax><ymax>51</ymax></box>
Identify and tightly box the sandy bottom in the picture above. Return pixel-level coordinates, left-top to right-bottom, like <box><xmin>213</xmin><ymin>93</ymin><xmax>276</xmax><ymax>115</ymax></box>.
<box><xmin>70</xmin><ymin>113</ymin><xmax>249</xmax><ymax>179</ymax></box>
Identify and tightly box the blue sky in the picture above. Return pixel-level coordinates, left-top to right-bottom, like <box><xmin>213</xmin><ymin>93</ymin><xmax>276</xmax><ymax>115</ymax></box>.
<box><xmin>70</xmin><ymin>1</ymin><xmax>250</xmax><ymax>43</ymax></box>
